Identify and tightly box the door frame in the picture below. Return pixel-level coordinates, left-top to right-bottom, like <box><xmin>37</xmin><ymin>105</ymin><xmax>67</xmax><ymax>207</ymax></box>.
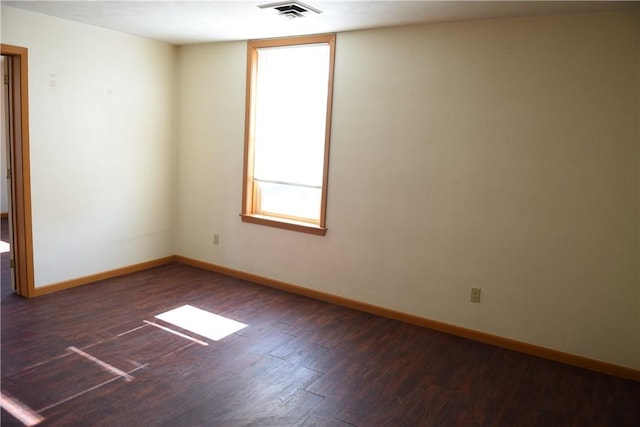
<box><xmin>1</xmin><ymin>44</ymin><xmax>35</xmax><ymax>297</ymax></box>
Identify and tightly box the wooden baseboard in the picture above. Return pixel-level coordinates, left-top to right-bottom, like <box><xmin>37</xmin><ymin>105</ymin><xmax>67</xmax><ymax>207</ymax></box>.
<box><xmin>175</xmin><ymin>255</ymin><xmax>640</xmax><ymax>382</ymax></box>
<box><xmin>33</xmin><ymin>256</ymin><xmax>176</xmax><ymax>297</ymax></box>
<box><xmin>0</xmin><ymin>212</ymin><xmax>8</xmax><ymax>218</ymax></box>
<box><xmin>28</xmin><ymin>254</ymin><xmax>640</xmax><ymax>381</ymax></box>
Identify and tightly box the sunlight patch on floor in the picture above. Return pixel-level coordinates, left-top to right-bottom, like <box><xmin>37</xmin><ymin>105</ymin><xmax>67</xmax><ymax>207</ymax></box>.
<box><xmin>0</xmin><ymin>391</ymin><xmax>44</xmax><ymax>426</ymax></box>
<box><xmin>155</xmin><ymin>305</ymin><xmax>247</xmax><ymax>341</ymax></box>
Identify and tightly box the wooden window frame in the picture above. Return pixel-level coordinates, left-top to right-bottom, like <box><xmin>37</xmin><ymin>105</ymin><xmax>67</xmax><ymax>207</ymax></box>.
<box><xmin>241</xmin><ymin>34</ymin><xmax>336</xmax><ymax>236</ymax></box>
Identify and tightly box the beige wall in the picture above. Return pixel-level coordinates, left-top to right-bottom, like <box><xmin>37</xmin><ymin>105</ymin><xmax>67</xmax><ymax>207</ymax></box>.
<box><xmin>2</xmin><ymin>5</ymin><xmax>638</xmax><ymax>371</ymax></box>
<box><xmin>177</xmin><ymin>11</ymin><xmax>640</xmax><ymax>369</ymax></box>
<box><xmin>1</xmin><ymin>6</ymin><xmax>177</xmax><ymax>286</ymax></box>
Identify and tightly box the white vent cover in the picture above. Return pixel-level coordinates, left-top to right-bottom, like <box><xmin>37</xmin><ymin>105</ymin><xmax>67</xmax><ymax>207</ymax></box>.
<box><xmin>258</xmin><ymin>1</ymin><xmax>322</xmax><ymax>19</ymax></box>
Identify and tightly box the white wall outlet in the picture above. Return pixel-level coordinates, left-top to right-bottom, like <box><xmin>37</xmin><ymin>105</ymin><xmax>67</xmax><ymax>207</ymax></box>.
<box><xmin>470</xmin><ymin>287</ymin><xmax>481</xmax><ymax>303</ymax></box>
<box><xmin>213</xmin><ymin>233</ymin><xmax>220</xmax><ymax>245</ymax></box>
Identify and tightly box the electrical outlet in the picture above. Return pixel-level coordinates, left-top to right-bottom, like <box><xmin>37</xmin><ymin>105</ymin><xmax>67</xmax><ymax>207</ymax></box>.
<box><xmin>213</xmin><ymin>233</ymin><xmax>220</xmax><ymax>245</ymax></box>
<box><xmin>470</xmin><ymin>287</ymin><xmax>481</xmax><ymax>303</ymax></box>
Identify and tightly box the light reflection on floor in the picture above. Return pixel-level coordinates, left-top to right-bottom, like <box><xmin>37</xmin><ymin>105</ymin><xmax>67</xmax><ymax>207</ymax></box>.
<box><xmin>1</xmin><ymin>304</ymin><xmax>248</xmax><ymax>426</ymax></box>
<box><xmin>155</xmin><ymin>305</ymin><xmax>248</xmax><ymax>341</ymax></box>
<box><xmin>0</xmin><ymin>240</ymin><xmax>9</xmax><ymax>254</ymax></box>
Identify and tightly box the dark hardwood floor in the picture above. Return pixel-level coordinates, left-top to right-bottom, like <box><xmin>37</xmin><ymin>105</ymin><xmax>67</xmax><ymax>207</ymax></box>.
<box><xmin>1</xmin><ymin>260</ymin><xmax>639</xmax><ymax>426</ymax></box>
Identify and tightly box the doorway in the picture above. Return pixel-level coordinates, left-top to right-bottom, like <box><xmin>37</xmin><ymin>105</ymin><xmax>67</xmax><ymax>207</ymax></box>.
<box><xmin>2</xmin><ymin>54</ymin><xmax>13</xmax><ymax>297</ymax></box>
<box><xmin>1</xmin><ymin>44</ymin><xmax>34</xmax><ymax>298</ymax></box>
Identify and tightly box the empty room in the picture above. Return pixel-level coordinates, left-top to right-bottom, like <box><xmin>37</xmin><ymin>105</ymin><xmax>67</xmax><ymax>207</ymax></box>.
<box><xmin>1</xmin><ymin>1</ymin><xmax>639</xmax><ymax>425</ymax></box>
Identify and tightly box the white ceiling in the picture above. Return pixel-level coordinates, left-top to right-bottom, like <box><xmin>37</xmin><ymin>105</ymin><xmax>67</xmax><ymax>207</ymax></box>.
<box><xmin>3</xmin><ymin>0</ymin><xmax>638</xmax><ymax>45</ymax></box>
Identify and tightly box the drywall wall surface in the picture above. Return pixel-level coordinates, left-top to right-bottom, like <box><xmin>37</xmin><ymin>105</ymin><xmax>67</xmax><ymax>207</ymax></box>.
<box><xmin>1</xmin><ymin>6</ymin><xmax>177</xmax><ymax>286</ymax></box>
<box><xmin>176</xmin><ymin>41</ymin><xmax>246</xmax><ymax>260</ymax></box>
<box><xmin>177</xmin><ymin>11</ymin><xmax>640</xmax><ymax>370</ymax></box>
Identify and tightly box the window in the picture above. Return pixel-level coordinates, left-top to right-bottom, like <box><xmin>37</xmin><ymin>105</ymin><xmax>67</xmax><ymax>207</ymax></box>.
<box><xmin>241</xmin><ymin>34</ymin><xmax>336</xmax><ymax>236</ymax></box>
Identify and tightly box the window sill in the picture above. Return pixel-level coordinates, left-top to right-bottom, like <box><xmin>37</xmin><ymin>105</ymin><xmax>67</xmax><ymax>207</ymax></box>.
<box><xmin>240</xmin><ymin>214</ymin><xmax>327</xmax><ymax>236</ymax></box>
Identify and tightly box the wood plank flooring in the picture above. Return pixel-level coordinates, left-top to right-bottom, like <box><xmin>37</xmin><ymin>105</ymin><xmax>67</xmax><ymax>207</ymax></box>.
<box><xmin>1</xmin><ymin>256</ymin><xmax>639</xmax><ymax>426</ymax></box>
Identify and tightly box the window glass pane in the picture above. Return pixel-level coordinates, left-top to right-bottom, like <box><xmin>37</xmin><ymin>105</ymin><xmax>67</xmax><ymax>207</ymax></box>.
<box><xmin>243</xmin><ymin>35</ymin><xmax>334</xmax><ymax>234</ymax></box>
<box><xmin>257</xmin><ymin>181</ymin><xmax>321</xmax><ymax>221</ymax></box>
<box><xmin>254</xmin><ymin>44</ymin><xmax>330</xmax><ymax>187</ymax></box>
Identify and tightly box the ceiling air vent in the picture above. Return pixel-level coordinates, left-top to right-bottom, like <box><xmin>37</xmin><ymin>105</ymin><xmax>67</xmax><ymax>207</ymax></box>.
<box><xmin>258</xmin><ymin>1</ymin><xmax>322</xmax><ymax>19</ymax></box>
